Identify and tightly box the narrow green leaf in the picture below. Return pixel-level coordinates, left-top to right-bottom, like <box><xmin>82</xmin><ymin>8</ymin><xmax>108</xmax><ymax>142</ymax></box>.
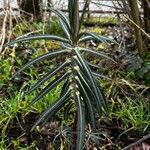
<box><xmin>12</xmin><ymin>50</ymin><xmax>70</xmax><ymax>78</ymax></box>
<box><xmin>27</xmin><ymin>61</ymin><xmax>70</xmax><ymax>94</ymax></box>
<box><xmin>75</xmin><ymin>49</ymin><xmax>108</xmax><ymax>113</ymax></box>
<box><xmin>76</xmin><ymin>92</ymin><xmax>85</xmax><ymax>150</ymax></box>
<box><xmin>78</xmin><ymin>47</ymin><xmax>116</xmax><ymax>62</ymax></box>
<box><xmin>6</xmin><ymin>35</ymin><xmax>70</xmax><ymax>46</ymax></box>
<box><xmin>64</xmin><ymin>101</ymin><xmax>73</xmax><ymax>120</ymax></box>
<box><xmin>60</xmin><ymin>79</ymin><xmax>70</xmax><ymax>97</ymax></box>
<box><xmin>29</xmin><ymin>72</ymin><xmax>69</xmax><ymax>106</ymax></box>
<box><xmin>74</xmin><ymin>49</ymin><xmax>103</xmax><ymax>113</ymax></box>
<box><xmin>99</xmin><ymin>35</ymin><xmax>118</xmax><ymax>44</ymax></box>
<box><xmin>95</xmin><ymin>79</ymin><xmax>109</xmax><ymax>113</ymax></box>
<box><xmin>79</xmin><ymin>32</ymin><xmax>117</xmax><ymax>44</ymax></box>
<box><xmin>92</xmin><ymin>72</ymin><xmax>111</xmax><ymax>80</ymax></box>
<box><xmin>47</xmin><ymin>8</ymin><xmax>71</xmax><ymax>32</ymax></box>
<box><xmin>78</xmin><ymin>35</ymin><xmax>95</xmax><ymax>43</ymax></box>
<box><xmin>76</xmin><ymin>69</ymin><xmax>102</xmax><ymax>114</ymax></box>
<box><xmin>61</xmin><ymin>43</ymin><xmax>72</xmax><ymax>49</ymax></box>
<box><xmin>76</xmin><ymin>76</ymin><xmax>96</xmax><ymax>130</ymax></box>
<box><xmin>85</xmin><ymin>61</ymin><xmax>104</xmax><ymax>70</ymax></box>
<box><xmin>79</xmin><ymin>35</ymin><xmax>106</xmax><ymax>43</ymax></box>
<box><xmin>59</xmin><ymin>19</ymin><xmax>71</xmax><ymax>40</ymax></box>
<box><xmin>31</xmin><ymin>90</ymin><xmax>71</xmax><ymax>131</ymax></box>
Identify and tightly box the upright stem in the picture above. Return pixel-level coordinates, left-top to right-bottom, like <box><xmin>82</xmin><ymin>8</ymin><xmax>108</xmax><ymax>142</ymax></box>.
<box><xmin>73</xmin><ymin>0</ymin><xmax>79</xmax><ymax>41</ymax></box>
<box><xmin>69</xmin><ymin>49</ymin><xmax>78</xmax><ymax>150</ymax></box>
<box><xmin>129</xmin><ymin>0</ymin><xmax>144</xmax><ymax>58</ymax></box>
<box><xmin>68</xmin><ymin>0</ymin><xmax>79</xmax><ymax>45</ymax></box>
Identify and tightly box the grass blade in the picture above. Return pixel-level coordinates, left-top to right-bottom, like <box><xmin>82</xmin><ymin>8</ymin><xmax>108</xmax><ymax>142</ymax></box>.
<box><xmin>29</xmin><ymin>72</ymin><xmax>69</xmax><ymax>106</ymax></box>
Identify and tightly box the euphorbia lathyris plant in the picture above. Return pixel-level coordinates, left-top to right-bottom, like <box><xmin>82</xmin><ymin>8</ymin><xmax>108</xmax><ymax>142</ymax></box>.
<box><xmin>7</xmin><ymin>0</ymin><xmax>115</xmax><ymax>149</ymax></box>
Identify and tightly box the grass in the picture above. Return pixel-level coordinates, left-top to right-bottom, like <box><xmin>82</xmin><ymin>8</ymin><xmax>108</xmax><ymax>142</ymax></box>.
<box><xmin>109</xmin><ymin>95</ymin><xmax>150</xmax><ymax>132</ymax></box>
<box><xmin>0</xmin><ymin>78</ymin><xmax>62</xmax><ymax>149</ymax></box>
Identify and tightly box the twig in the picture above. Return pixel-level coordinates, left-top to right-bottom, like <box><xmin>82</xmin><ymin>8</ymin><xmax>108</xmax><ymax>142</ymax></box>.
<box><xmin>122</xmin><ymin>134</ymin><xmax>150</xmax><ymax>150</ymax></box>
<box><xmin>123</xmin><ymin>14</ymin><xmax>150</xmax><ymax>39</ymax></box>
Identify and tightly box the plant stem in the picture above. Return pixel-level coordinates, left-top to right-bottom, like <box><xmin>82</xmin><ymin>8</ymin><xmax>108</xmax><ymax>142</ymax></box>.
<box><xmin>68</xmin><ymin>49</ymin><xmax>78</xmax><ymax>150</ymax></box>
<box><xmin>129</xmin><ymin>0</ymin><xmax>144</xmax><ymax>58</ymax></box>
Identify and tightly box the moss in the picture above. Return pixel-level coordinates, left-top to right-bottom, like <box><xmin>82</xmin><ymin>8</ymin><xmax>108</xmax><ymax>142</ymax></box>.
<box><xmin>88</xmin><ymin>27</ymin><xmax>105</xmax><ymax>35</ymax></box>
<box><xmin>84</xmin><ymin>16</ymin><xmax>120</xmax><ymax>26</ymax></box>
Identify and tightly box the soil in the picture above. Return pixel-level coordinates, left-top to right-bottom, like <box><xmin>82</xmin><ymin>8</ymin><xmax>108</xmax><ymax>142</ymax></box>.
<box><xmin>3</xmin><ymin>113</ymin><xmax>150</xmax><ymax>150</ymax></box>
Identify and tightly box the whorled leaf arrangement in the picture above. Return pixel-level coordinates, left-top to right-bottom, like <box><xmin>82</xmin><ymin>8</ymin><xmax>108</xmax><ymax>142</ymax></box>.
<box><xmin>7</xmin><ymin>0</ymin><xmax>116</xmax><ymax>149</ymax></box>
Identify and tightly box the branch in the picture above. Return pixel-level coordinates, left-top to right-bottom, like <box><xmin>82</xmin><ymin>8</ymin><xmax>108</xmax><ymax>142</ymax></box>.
<box><xmin>122</xmin><ymin>134</ymin><xmax>150</xmax><ymax>150</ymax></box>
<box><xmin>124</xmin><ymin>14</ymin><xmax>150</xmax><ymax>39</ymax></box>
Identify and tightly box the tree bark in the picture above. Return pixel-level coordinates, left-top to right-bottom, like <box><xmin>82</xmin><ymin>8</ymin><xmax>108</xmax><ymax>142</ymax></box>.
<box><xmin>141</xmin><ymin>0</ymin><xmax>150</xmax><ymax>50</ymax></box>
<box><xmin>129</xmin><ymin>0</ymin><xmax>144</xmax><ymax>58</ymax></box>
<box><xmin>142</xmin><ymin>0</ymin><xmax>150</xmax><ymax>33</ymax></box>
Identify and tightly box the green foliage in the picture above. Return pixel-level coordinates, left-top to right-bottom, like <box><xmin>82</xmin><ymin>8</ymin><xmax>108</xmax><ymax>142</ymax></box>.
<box><xmin>88</xmin><ymin>27</ymin><xmax>105</xmax><ymax>35</ymax></box>
<box><xmin>125</xmin><ymin>53</ymin><xmax>150</xmax><ymax>86</ymax></box>
<box><xmin>0</xmin><ymin>59</ymin><xmax>11</xmax><ymax>87</ymax></box>
<box><xmin>6</xmin><ymin>2</ymin><xmax>115</xmax><ymax>149</ymax></box>
<box><xmin>109</xmin><ymin>96</ymin><xmax>150</xmax><ymax>132</ymax></box>
<box><xmin>12</xmin><ymin>19</ymin><xmax>63</xmax><ymax>37</ymax></box>
<box><xmin>43</xmin><ymin>20</ymin><xmax>63</xmax><ymax>36</ymax></box>
<box><xmin>85</xmin><ymin>16</ymin><xmax>120</xmax><ymax>26</ymax></box>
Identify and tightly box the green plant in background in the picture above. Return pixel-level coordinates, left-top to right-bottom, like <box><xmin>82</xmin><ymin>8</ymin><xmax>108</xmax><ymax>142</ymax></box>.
<box><xmin>85</xmin><ymin>16</ymin><xmax>120</xmax><ymax>26</ymax></box>
<box><xmin>109</xmin><ymin>96</ymin><xmax>150</xmax><ymax>132</ymax></box>
<box><xmin>0</xmin><ymin>59</ymin><xmax>12</xmax><ymax>88</ymax></box>
<box><xmin>13</xmin><ymin>19</ymin><xmax>63</xmax><ymax>37</ymax></box>
<box><xmin>6</xmin><ymin>0</ymin><xmax>116</xmax><ymax>149</ymax></box>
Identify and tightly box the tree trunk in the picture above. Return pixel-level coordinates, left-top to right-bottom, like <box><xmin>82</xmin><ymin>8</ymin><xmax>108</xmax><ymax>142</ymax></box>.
<box><xmin>129</xmin><ymin>0</ymin><xmax>144</xmax><ymax>58</ymax></box>
<box><xmin>141</xmin><ymin>0</ymin><xmax>150</xmax><ymax>50</ymax></box>
<box><xmin>142</xmin><ymin>0</ymin><xmax>150</xmax><ymax>33</ymax></box>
